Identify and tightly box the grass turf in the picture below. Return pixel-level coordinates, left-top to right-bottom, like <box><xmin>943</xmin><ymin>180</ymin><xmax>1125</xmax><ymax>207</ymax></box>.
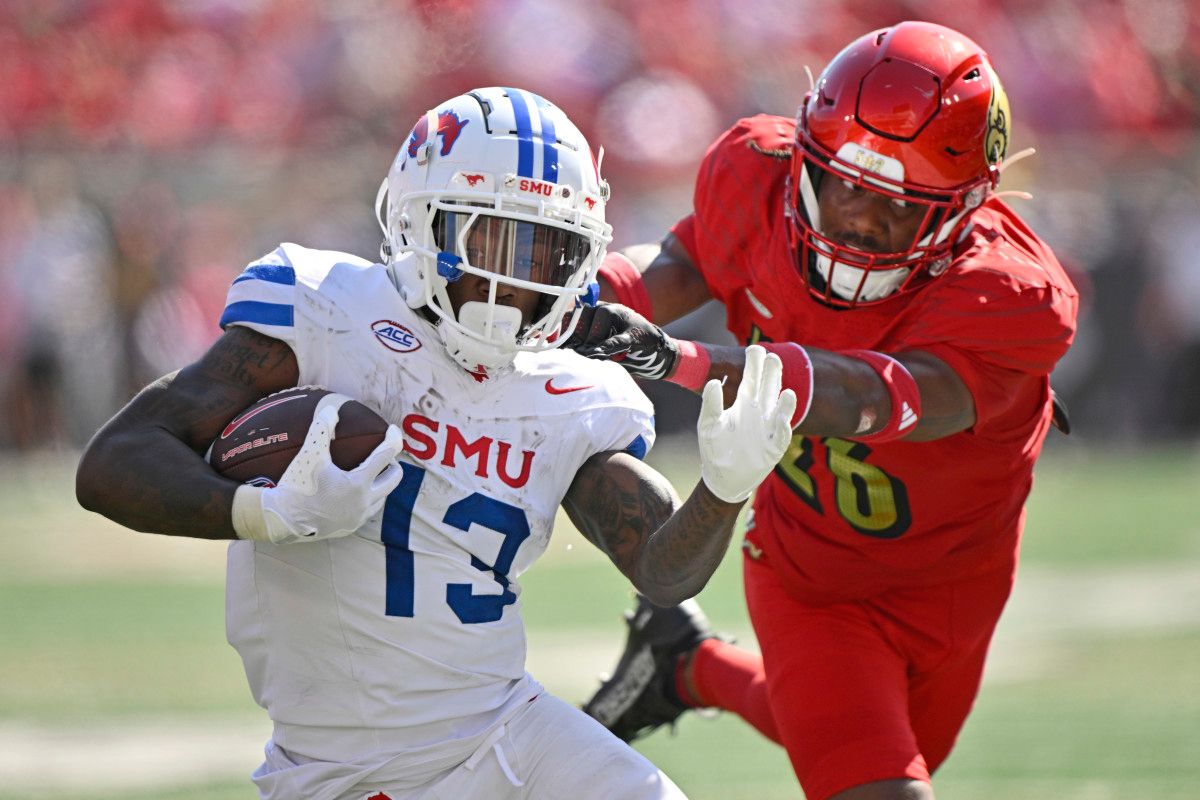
<box><xmin>1</xmin><ymin>446</ymin><xmax>1198</xmax><ymax>798</ymax></box>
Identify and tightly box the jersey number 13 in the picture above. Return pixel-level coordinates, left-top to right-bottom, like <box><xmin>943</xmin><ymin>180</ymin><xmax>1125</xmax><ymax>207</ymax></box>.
<box><xmin>381</xmin><ymin>462</ymin><xmax>529</xmax><ymax>623</ymax></box>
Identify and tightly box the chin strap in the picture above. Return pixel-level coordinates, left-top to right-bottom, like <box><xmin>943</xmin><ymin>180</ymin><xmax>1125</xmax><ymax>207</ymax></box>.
<box><xmin>375</xmin><ymin>178</ymin><xmax>392</xmax><ymax>262</ymax></box>
<box><xmin>991</xmin><ymin>147</ymin><xmax>1037</xmax><ymax>203</ymax></box>
<box><xmin>998</xmin><ymin>147</ymin><xmax>1036</xmax><ymax>173</ymax></box>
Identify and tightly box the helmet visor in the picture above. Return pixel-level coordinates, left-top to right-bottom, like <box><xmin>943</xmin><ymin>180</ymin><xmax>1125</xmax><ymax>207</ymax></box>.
<box><xmin>434</xmin><ymin>211</ymin><xmax>591</xmax><ymax>288</ymax></box>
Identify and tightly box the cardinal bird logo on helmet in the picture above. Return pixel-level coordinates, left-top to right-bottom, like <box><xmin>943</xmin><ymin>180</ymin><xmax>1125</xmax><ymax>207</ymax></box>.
<box><xmin>984</xmin><ymin>65</ymin><xmax>1011</xmax><ymax>166</ymax></box>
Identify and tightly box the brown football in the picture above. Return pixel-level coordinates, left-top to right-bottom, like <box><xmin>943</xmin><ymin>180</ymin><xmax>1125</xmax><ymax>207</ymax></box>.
<box><xmin>208</xmin><ymin>387</ymin><xmax>389</xmax><ymax>487</ymax></box>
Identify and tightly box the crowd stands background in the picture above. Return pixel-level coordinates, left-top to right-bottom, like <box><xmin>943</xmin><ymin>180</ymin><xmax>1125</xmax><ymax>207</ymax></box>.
<box><xmin>2</xmin><ymin>0</ymin><xmax>1197</xmax><ymax>449</ymax></box>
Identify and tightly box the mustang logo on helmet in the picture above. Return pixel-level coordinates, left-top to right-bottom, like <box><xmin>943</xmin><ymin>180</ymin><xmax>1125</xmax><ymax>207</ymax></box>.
<box><xmin>403</xmin><ymin>110</ymin><xmax>470</xmax><ymax>169</ymax></box>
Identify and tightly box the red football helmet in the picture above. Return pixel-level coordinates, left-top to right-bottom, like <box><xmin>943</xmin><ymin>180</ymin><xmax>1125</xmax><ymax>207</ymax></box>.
<box><xmin>786</xmin><ymin>21</ymin><xmax>1012</xmax><ymax>306</ymax></box>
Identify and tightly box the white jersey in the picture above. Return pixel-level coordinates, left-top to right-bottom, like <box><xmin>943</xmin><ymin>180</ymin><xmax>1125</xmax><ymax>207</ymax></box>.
<box><xmin>221</xmin><ymin>244</ymin><xmax>655</xmax><ymax>772</ymax></box>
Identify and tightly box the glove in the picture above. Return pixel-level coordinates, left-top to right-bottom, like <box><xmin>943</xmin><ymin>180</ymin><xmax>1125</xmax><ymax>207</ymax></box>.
<box><xmin>698</xmin><ymin>345</ymin><xmax>797</xmax><ymax>504</ymax></box>
<box><xmin>234</xmin><ymin>394</ymin><xmax>406</xmax><ymax>544</ymax></box>
<box><xmin>566</xmin><ymin>302</ymin><xmax>680</xmax><ymax>380</ymax></box>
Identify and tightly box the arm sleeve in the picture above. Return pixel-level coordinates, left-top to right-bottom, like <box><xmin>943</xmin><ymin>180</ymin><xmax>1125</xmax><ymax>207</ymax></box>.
<box><xmin>669</xmin><ymin>115</ymin><xmax>794</xmax><ymax>306</ymax></box>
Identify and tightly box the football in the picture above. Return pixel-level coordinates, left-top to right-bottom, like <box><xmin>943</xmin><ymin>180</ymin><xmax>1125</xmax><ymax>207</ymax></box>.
<box><xmin>209</xmin><ymin>386</ymin><xmax>389</xmax><ymax>487</ymax></box>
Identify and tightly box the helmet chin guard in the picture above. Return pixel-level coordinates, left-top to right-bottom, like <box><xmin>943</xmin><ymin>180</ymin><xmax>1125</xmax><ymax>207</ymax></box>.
<box><xmin>439</xmin><ymin>301</ymin><xmax>523</xmax><ymax>374</ymax></box>
<box><xmin>376</xmin><ymin>87</ymin><xmax>611</xmax><ymax>375</ymax></box>
<box><xmin>812</xmin><ymin>251</ymin><xmax>911</xmax><ymax>304</ymax></box>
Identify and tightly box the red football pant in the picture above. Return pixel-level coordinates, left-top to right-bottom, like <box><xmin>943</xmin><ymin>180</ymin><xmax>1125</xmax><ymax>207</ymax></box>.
<box><xmin>689</xmin><ymin>552</ymin><xmax>1014</xmax><ymax>800</ymax></box>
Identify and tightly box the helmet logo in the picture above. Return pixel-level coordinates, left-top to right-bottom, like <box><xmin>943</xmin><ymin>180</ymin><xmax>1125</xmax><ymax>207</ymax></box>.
<box><xmin>834</xmin><ymin>143</ymin><xmax>905</xmax><ymax>183</ymax></box>
<box><xmin>852</xmin><ymin>149</ymin><xmax>887</xmax><ymax>175</ymax></box>
<box><xmin>984</xmin><ymin>65</ymin><xmax>1010</xmax><ymax>166</ymax></box>
<box><xmin>518</xmin><ymin>177</ymin><xmax>553</xmax><ymax>196</ymax></box>
<box><xmin>462</xmin><ymin>173</ymin><xmax>486</xmax><ymax>187</ymax></box>
<box><xmin>403</xmin><ymin>111</ymin><xmax>470</xmax><ymax>169</ymax></box>
<box><xmin>584</xmin><ymin>197</ymin><xmax>597</xmax><ymax>210</ymax></box>
<box><xmin>372</xmin><ymin>320</ymin><xmax>422</xmax><ymax>353</ymax></box>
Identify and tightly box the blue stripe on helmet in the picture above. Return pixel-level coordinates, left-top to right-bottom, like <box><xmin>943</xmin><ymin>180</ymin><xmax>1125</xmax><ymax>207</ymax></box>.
<box><xmin>532</xmin><ymin>94</ymin><xmax>558</xmax><ymax>183</ymax></box>
<box><xmin>219</xmin><ymin>300</ymin><xmax>294</xmax><ymax>329</ymax></box>
<box><xmin>505</xmin><ymin>88</ymin><xmax>535</xmax><ymax>179</ymax></box>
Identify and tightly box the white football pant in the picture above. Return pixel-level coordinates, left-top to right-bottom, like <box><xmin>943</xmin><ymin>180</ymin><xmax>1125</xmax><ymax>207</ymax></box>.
<box><xmin>254</xmin><ymin>692</ymin><xmax>687</xmax><ymax>800</ymax></box>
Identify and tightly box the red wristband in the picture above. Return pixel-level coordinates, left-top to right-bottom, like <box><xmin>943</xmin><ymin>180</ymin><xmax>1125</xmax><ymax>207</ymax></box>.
<box><xmin>597</xmin><ymin>251</ymin><xmax>654</xmax><ymax>321</ymax></box>
<box><xmin>760</xmin><ymin>343</ymin><xmax>814</xmax><ymax>426</ymax></box>
<box><xmin>667</xmin><ymin>339</ymin><xmax>711</xmax><ymax>390</ymax></box>
<box><xmin>842</xmin><ymin>350</ymin><xmax>921</xmax><ymax>441</ymax></box>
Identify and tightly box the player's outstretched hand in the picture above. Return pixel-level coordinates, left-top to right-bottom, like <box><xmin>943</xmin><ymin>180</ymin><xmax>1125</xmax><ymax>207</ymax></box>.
<box><xmin>566</xmin><ymin>302</ymin><xmax>680</xmax><ymax>380</ymax></box>
<box><xmin>255</xmin><ymin>395</ymin><xmax>405</xmax><ymax>544</ymax></box>
<box><xmin>697</xmin><ymin>345</ymin><xmax>797</xmax><ymax>504</ymax></box>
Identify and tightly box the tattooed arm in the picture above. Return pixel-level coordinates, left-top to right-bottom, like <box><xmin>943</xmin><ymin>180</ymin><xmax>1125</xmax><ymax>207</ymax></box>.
<box><xmin>563</xmin><ymin>452</ymin><xmax>744</xmax><ymax>607</ymax></box>
<box><xmin>563</xmin><ymin>347</ymin><xmax>795</xmax><ymax>605</ymax></box>
<box><xmin>76</xmin><ymin>327</ymin><xmax>299</xmax><ymax>539</ymax></box>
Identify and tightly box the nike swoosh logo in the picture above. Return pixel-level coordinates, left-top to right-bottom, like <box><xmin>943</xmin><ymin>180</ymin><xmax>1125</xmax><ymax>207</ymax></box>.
<box><xmin>545</xmin><ymin>379</ymin><xmax>593</xmax><ymax>395</ymax></box>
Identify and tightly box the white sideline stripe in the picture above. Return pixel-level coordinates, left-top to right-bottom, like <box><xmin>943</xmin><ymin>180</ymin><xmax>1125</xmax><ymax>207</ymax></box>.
<box><xmin>0</xmin><ymin>716</ymin><xmax>271</xmax><ymax>793</ymax></box>
<box><xmin>2</xmin><ymin>564</ymin><xmax>1199</xmax><ymax>794</ymax></box>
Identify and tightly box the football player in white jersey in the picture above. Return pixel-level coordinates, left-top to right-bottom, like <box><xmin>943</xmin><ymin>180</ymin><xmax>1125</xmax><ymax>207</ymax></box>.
<box><xmin>77</xmin><ymin>87</ymin><xmax>795</xmax><ymax>800</ymax></box>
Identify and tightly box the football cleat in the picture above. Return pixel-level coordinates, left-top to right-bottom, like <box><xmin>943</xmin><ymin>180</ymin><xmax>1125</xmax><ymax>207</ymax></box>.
<box><xmin>583</xmin><ymin>595</ymin><xmax>717</xmax><ymax>742</ymax></box>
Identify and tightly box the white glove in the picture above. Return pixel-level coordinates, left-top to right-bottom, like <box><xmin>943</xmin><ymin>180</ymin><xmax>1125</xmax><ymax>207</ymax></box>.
<box><xmin>232</xmin><ymin>394</ymin><xmax>405</xmax><ymax>544</ymax></box>
<box><xmin>698</xmin><ymin>345</ymin><xmax>797</xmax><ymax>504</ymax></box>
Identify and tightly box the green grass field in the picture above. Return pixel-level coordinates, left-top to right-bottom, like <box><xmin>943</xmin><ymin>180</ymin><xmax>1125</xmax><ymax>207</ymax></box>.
<box><xmin>2</xmin><ymin>442</ymin><xmax>1198</xmax><ymax>799</ymax></box>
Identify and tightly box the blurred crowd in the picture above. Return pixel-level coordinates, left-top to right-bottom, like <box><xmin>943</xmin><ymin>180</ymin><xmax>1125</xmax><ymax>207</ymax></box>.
<box><xmin>1</xmin><ymin>0</ymin><xmax>1198</xmax><ymax>449</ymax></box>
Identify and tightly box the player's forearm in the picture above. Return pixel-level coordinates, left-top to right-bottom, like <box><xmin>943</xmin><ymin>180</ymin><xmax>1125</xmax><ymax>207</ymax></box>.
<box><xmin>695</xmin><ymin>343</ymin><xmax>978</xmax><ymax>440</ymax></box>
<box><xmin>78</xmin><ymin>329</ymin><xmax>300</xmax><ymax>540</ymax></box>
<box><xmin>76</xmin><ymin>376</ymin><xmax>241</xmax><ymax>540</ymax></box>
<box><xmin>77</xmin><ymin>426</ymin><xmax>239</xmax><ymax>539</ymax></box>
<box><xmin>686</xmin><ymin>343</ymin><xmax>890</xmax><ymax>437</ymax></box>
<box><xmin>565</xmin><ymin>451</ymin><xmax>740</xmax><ymax>606</ymax></box>
<box><xmin>633</xmin><ymin>482</ymin><xmax>742</xmax><ymax>606</ymax></box>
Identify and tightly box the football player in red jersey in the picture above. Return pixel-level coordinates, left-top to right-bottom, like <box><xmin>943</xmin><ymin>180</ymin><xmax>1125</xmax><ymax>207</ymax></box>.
<box><xmin>572</xmin><ymin>21</ymin><xmax>1079</xmax><ymax>800</ymax></box>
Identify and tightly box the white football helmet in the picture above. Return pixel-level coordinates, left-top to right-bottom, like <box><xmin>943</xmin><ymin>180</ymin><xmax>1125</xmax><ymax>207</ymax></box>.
<box><xmin>376</xmin><ymin>87</ymin><xmax>612</xmax><ymax>375</ymax></box>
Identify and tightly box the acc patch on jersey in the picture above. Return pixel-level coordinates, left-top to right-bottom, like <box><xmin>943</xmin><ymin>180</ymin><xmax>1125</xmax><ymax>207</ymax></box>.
<box><xmin>372</xmin><ymin>320</ymin><xmax>422</xmax><ymax>353</ymax></box>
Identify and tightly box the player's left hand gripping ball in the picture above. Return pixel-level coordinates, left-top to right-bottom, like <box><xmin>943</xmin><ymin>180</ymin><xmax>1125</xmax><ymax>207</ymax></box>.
<box><xmin>566</xmin><ymin>302</ymin><xmax>680</xmax><ymax>380</ymax></box>
<box><xmin>698</xmin><ymin>345</ymin><xmax>797</xmax><ymax>504</ymax></box>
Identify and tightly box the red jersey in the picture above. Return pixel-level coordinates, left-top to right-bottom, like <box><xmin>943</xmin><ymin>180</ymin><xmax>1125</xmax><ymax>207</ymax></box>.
<box><xmin>672</xmin><ymin>116</ymin><xmax>1079</xmax><ymax>604</ymax></box>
